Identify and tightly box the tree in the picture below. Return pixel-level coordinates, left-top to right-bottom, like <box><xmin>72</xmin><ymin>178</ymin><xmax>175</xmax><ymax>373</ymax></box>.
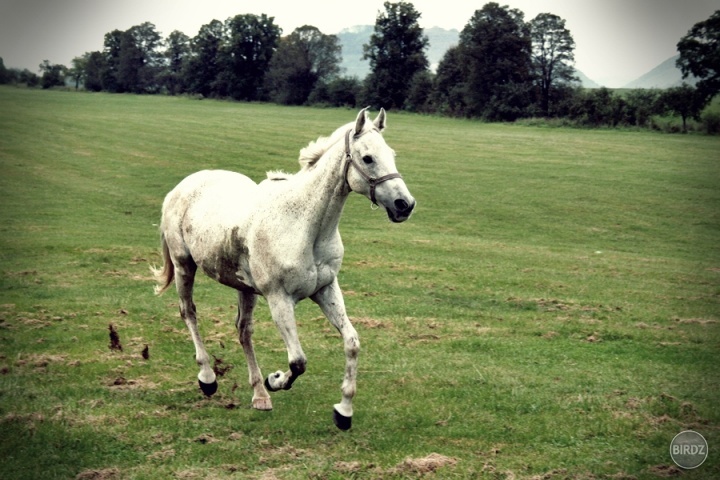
<box><xmin>326</xmin><ymin>77</ymin><xmax>362</xmax><ymax>107</ymax></box>
<box><xmin>219</xmin><ymin>14</ymin><xmax>281</xmax><ymax>100</ymax></box>
<box><xmin>658</xmin><ymin>84</ymin><xmax>705</xmax><ymax>132</ymax></box>
<box><xmin>117</xmin><ymin>22</ymin><xmax>164</xmax><ymax>93</ymax></box>
<box><xmin>458</xmin><ymin>3</ymin><xmax>533</xmax><ymax>120</ymax></box>
<box><xmin>0</xmin><ymin>57</ymin><xmax>9</xmax><ymax>84</ymax></box>
<box><xmin>265</xmin><ymin>25</ymin><xmax>341</xmax><ymax>105</ymax></box>
<box><xmin>404</xmin><ymin>70</ymin><xmax>434</xmax><ymax>112</ymax></box>
<box><xmin>19</xmin><ymin>69</ymin><xmax>39</xmax><ymax>87</ymax></box>
<box><xmin>677</xmin><ymin>10</ymin><xmax>720</xmax><ymax>105</ymax></box>
<box><xmin>163</xmin><ymin>30</ymin><xmax>191</xmax><ymax>94</ymax></box>
<box><xmin>185</xmin><ymin>20</ymin><xmax>225</xmax><ymax>97</ymax></box>
<box><xmin>102</xmin><ymin>29</ymin><xmax>124</xmax><ymax>92</ymax></box>
<box><xmin>39</xmin><ymin>60</ymin><xmax>66</xmax><ymax>89</ymax></box>
<box><xmin>309</xmin><ymin>76</ymin><xmax>362</xmax><ymax>107</ymax></box>
<box><xmin>623</xmin><ymin>89</ymin><xmax>662</xmax><ymax>127</ymax></box>
<box><xmin>432</xmin><ymin>46</ymin><xmax>468</xmax><ymax>116</ymax></box>
<box><xmin>83</xmin><ymin>51</ymin><xmax>105</xmax><ymax>92</ymax></box>
<box><xmin>529</xmin><ymin>13</ymin><xmax>577</xmax><ymax>117</ymax></box>
<box><xmin>69</xmin><ymin>55</ymin><xmax>87</xmax><ymax>89</ymax></box>
<box><xmin>363</xmin><ymin>1</ymin><xmax>429</xmax><ymax>109</ymax></box>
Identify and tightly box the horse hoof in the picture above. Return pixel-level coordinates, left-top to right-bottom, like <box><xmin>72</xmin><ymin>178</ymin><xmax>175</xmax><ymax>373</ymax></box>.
<box><xmin>333</xmin><ymin>408</ymin><xmax>352</xmax><ymax>431</ymax></box>
<box><xmin>264</xmin><ymin>372</ymin><xmax>285</xmax><ymax>392</ymax></box>
<box><xmin>199</xmin><ymin>379</ymin><xmax>218</xmax><ymax>397</ymax></box>
<box><xmin>252</xmin><ymin>397</ymin><xmax>273</xmax><ymax>411</ymax></box>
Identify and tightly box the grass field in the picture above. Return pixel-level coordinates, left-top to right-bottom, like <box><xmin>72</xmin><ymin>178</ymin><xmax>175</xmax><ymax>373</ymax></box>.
<box><xmin>0</xmin><ymin>86</ymin><xmax>719</xmax><ymax>479</ymax></box>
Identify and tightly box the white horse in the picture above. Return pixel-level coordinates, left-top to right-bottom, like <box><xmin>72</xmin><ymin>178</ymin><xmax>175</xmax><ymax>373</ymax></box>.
<box><xmin>153</xmin><ymin>108</ymin><xmax>415</xmax><ymax>430</ymax></box>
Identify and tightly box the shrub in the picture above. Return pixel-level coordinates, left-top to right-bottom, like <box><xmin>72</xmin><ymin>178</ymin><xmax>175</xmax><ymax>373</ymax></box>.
<box><xmin>701</xmin><ymin>109</ymin><xmax>720</xmax><ymax>134</ymax></box>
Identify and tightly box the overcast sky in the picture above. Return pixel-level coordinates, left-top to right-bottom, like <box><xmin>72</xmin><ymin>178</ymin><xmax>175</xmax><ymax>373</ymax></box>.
<box><xmin>0</xmin><ymin>0</ymin><xmax>718</xmax><ymax>87</ymax></box>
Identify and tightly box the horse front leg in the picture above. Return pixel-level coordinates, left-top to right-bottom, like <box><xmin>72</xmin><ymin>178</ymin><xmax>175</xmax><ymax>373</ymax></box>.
<box><xmin>235</xmin><ymin>290</ymin><xmax>272</xmax><ymax>410</ymax></box>
<box><xmin>311</xmin><ymin>278</ymin><xmax>359</xmax><ymax>430</ymax></box>
<box><xmin>264</xmin><ymin>293</ymin><xmax>307</xmax><ymax>392</ymax></box>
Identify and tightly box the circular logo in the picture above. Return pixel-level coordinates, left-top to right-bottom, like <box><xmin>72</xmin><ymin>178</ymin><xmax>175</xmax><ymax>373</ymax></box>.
<box><xmin>670</xmin><ymin>430</ymin><xmax>708</xmax><ymax>469</ymax></box>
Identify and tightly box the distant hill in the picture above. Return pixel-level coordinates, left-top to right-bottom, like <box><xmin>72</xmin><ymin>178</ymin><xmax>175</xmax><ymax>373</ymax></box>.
<box><xmin>336</xmin><ymin>25</ymin><xmax>372</xmax><ymax>78</ymax></box>
<box><xmin>336</xmin><ymin>25</ymin><xmax>460</xmax><ymax>78</ymax></box>
<box><xmin>573</xmin><ymin>70</ymin><xmax>601</xmax><ymax>89</ymax></box>
<box><xmin>623</xmin><ymin>55</ymin><xmax>698</xmax><ymax>89</ymax></box>
<box><xmin>336</xmin><ymin>24</ymin><xmax>600</xmax><ymax>89</ymax></box>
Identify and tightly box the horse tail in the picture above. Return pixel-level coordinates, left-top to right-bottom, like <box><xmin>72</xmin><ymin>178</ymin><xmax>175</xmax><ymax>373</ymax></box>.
<box><xmin>151</xmin><ymin>234</ymin><xmax>175</xmax><ymax>295</ymax></box>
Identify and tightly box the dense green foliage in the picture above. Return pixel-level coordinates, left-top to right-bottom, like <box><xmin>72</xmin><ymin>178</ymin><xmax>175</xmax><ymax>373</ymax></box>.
<box><xmin>3</xmin><ymin>3</ymin><xmax>719</xmax><ymax>132</ymax></box>
<box><xmin>677</xmin><ymin>10</ymin><xmax>720</xmax><ymax>104</ymax></box>
<box><xmin>362</xmin><ymin>1</ymin><xmax>429</xmax><ymax>110</ymax></box>
<box><xmin>530</xmin><ymin>13</ymin><xmax>577</xmax><ymax>117</ymax></box>
<box><xmin>1</xmin><ymin>87</ymin><xmax>719</xmax><ymax>478</ymax></box>
<box><xmin>266</xmin><ymin>26</ymin><xmax>342</xmax><ymax>105</ymax></box>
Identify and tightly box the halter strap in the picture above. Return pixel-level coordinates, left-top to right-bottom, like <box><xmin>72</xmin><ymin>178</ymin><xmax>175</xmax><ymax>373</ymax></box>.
<box><xmin>343</xmin><ymin>129</ymin><xmax>402</xmax><ymax>206</ymax></box>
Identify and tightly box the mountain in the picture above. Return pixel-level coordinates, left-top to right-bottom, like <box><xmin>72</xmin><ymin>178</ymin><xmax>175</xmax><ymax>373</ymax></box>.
<box><xmin>424</xmin><ymin>26</ymin><xmax>461</xmax><ymax>71</ymax></box>
<box><xmin>573</xmin><ymin>70</ymin><xmax>601</xmax><ymax>89</ymax></box>
<box><xmin>335</xmin><ymin>25</ymin><xmax>601</xmax><ymax>89</ymax></box>
<box><xmin>336</xmin><ymin>25</ymin><xmax>460</xmax><ymax>78</ymax></box>
<box><xmin>336</xmin><ymin>25</ymin><xmax>373</xmax><ymax>78</ymax></box>
<box><xmin>623</xmin><ymin>55</ymin><xmax>697</xmax><ymax>89</ymax></box>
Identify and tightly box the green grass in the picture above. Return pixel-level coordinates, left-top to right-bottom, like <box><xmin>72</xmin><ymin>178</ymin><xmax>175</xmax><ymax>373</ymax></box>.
<box><xmin>1</xmin><ymin>86</ymin><xmax>719</xmax><ymax>479</ymax></box>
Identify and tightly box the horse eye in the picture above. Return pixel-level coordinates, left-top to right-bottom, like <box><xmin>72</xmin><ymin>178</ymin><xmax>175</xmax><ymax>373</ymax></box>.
<box><xmin>362</xmin><ymin>155</ymin><xmax>374</xmax><ymax>165</ymax></box>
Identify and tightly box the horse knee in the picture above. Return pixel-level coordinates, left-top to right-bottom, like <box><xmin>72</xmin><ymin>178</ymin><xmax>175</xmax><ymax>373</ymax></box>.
<box><xmin>345</xmin><ymin>336</ymin><xmax>360</xmax><ymax>359</ymax></box>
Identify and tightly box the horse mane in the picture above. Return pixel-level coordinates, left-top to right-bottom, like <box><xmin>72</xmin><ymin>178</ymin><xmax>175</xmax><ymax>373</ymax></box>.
<box><xmin>298</xmin><ymin>122</ymin><xmax>353</xmax><ymax>170</ymax></box>
<box><xmin>265</xmin><ymin>170</ymin><xmax>292</xmax><ymax>181</ymax></box>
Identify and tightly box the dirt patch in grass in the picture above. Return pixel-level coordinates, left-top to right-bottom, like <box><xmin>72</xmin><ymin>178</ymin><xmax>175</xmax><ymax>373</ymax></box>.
<box><xmin>107</xmin><ymin>375</ymin><xmax>159</xmax><ymax>390</ymax></box>
<box><xmin>674</xmin><ymin>317</ymin><xmax>718</xmax><ymax>325</ymax></box>
<box><xmin>584</xmin><ymin>332</ymin><xmax>601</xmax><ymax>343</ymax></box>
<box><xmin>194</xmin><ymin>433</ymin><xmax>219</xmax><ymax>444</ymax></box>
<box><xmin>334</xmin><ymin>461</ymin><xmax>366</xmax><ymax>474</ymax></box>
<box><xmin>75</xmin><ymin>467</ymin><xmax>121</xmax><ymax>479</ymax></box>
<box><xmin>391</xmin><ymin>453</ymin><xmax>458</xmax><ymax>475</ymax></box>
<box><xmin>212</xmin><ymin>355</ymin><xmax>232</xmax><ymax>376</ymax></box>
<box><xmin>507</xmin><ymin>297</ymin><xmax>623</xmax><ymax>315</ymax></box>
<box><xmin>352</xmin><ymin>316</ymin><xmax>387</xmax><ymax>329</ymax></box>
<box><xmin>15</xmin><ymin>353</ymin><xmax>69</xmax><ymax>369</ymax></box>
<box><xmin>334</xmin><ymin>453</ymin><xmax>458</xmax><ymax>477</ymax></box>
<box><xmin>648</xmin><ymin>464</ymin><xmax>683</xmax><ymax>477</ymax></box>
<box><xmin>146</xmin><ymin>447</ymin><xmax>176</xmax><ymax>461</ymax></box>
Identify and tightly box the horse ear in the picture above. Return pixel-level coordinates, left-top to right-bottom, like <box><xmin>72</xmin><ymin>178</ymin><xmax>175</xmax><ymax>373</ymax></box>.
<box><xmin>354</xmin><ymin>107</ymin><xmax>370</xmax><ymax>134</ymax></box>
<box><xmin>373</xmin><ymin>108</ymin><xmax>387</xmax><ymax>132</ymax></box>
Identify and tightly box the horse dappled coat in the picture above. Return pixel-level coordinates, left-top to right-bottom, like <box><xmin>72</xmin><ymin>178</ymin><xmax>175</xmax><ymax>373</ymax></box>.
<box><xmin>153</xmin><ymin>108</ymin><xmax>415</xmax><ymax>430</ymax></box>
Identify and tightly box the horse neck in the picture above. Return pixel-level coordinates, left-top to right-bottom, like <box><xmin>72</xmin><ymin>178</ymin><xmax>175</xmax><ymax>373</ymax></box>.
<box><xmin>298</xmin><ymin>140</ymin><xmax>350</xmax><ymax>237</ymax></box>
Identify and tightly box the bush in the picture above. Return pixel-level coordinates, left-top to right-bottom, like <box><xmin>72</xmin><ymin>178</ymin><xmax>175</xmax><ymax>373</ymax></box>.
<box><xmin>308</xmin><ymin>77</ymin><xmax>361</xmax><ymax>108</ymax></box>
<box><xmin>700</xmin><ymin>109</ymin><xmax>720</xmax><ymax>135</ymax></box>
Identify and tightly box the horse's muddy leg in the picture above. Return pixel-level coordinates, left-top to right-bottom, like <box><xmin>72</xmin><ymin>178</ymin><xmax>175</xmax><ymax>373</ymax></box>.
<box><xmin>312</xmin><ymin>279</ymin><xmax>359</xmax><ymax>430</ymax></box>
<box><xmin>236</xmin><ymin>291</ymin><xmax>272</xmax><ymax>410</ymax></box>
<box><xmin>175</xmin><ymin>260</ymin><xmax>217</xmax><ymax>396</ymax></box>
<box><xmin>264</xmin><ymin>294</ymin><xmax>306</xmax><ymax>392</ymax></box>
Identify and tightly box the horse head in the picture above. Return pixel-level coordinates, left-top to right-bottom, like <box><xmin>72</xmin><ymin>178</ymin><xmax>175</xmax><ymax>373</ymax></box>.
<box><xmin>344</xmin><ymin>108</ymin><xmax>416</xmax><ymax>223</ymax></box>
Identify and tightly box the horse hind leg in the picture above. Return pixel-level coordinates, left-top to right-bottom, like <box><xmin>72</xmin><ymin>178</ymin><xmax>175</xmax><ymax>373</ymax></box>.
<box><xmin>236</xmin><ymin>290</ymin><xmax>272</xmax><ymax>410</ymax></box>
<box><xmin>175</xmin><ymin>258</ymin><xmax>217</xmax><ymax>396</ymax></box>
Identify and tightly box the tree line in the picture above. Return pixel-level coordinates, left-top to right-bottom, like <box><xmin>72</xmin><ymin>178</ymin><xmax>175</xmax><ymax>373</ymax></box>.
<box><xmin>2</xmin><ymin>2</ymin><xmax>718</xmax><ymax>132</ymax></box>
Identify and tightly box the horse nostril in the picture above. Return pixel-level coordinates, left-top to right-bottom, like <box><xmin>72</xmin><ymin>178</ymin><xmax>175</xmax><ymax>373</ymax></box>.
<box><xmin>394</xmin><ymin>199</ymin><xmax>413</xmax><ymax>213</ymax></box>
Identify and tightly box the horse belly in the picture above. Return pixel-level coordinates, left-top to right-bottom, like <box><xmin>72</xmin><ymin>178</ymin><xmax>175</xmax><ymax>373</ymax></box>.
<box><xmin>168</xmin><ymin>170</ymin><xmax>261</xmax><ymax>291</ymax></box>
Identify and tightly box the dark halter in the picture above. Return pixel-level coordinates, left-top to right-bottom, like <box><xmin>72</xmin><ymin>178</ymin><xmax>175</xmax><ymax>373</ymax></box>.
<box><xmin>343</xmin><ymin>128</ymin><xmax>402</xmax><ymax>206</ymax></box>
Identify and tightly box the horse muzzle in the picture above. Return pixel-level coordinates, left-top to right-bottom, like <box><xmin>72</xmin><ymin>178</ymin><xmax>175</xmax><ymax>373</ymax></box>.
<box><xmin>386</xmin><ymin>197</ymin><xmax>416</xmax><ymax>223</ymax></box>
